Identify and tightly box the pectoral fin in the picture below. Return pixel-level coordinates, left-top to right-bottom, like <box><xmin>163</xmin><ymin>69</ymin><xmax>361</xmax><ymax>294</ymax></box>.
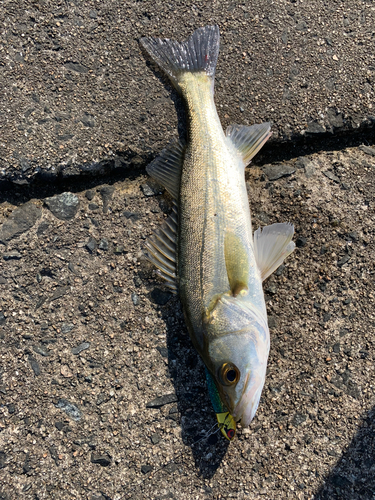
<box><xmin>226</xmin><ymin>123</ymin><xmax>271</xmax><ymax>166</ymax></box>
<box><xmin>224</xmin><ymin>233</ymin><xmax>249</xmax><ymax>297</ymax></box>
<box><xmin>254</xmin><ymin>223</ymin><xmax>295</xmax><ymax>281</ymax></box>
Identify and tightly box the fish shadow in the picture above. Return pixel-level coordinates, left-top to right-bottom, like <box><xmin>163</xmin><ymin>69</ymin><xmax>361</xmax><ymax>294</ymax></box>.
<box><xmin>150</xmin><ymin>288</ymin><xmax>230</xmax><ymax>478</ymax></box>
<box><xmin>314</xmin><ymin>404</ymin><xmax>375</xmax><ymax>500</ymax></box>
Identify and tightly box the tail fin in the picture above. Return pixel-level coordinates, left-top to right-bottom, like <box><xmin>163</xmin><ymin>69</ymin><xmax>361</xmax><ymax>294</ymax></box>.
<box><xmin>140</xmin><ymin>26</ymin><xmax>220</xmax><ymax>89</ymax></box>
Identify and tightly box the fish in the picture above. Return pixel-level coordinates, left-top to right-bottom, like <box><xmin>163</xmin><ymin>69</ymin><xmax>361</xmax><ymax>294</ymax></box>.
<box><xmin>140</xmin><ymin>26</ymin><xmax>295</xmax><ymax>435</ymax></box>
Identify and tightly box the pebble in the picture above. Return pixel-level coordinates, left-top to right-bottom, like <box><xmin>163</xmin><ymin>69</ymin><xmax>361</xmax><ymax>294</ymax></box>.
<box><xmin>50</xmin><ymin>286</ymin><xmax>69</xmax><ymax>302</ymax></box>
<box><xmin>85</xmin><ymin>190</ymin><xmax>95</xmax><ymax>200</ymax></box>
<box><xmin>3</xmin><ymin>251</ymin><xmax>22</xmax><ymax>260</ymax></box>
<box><xmin>141</xmin><ymin>183</ymin><xmax>156</xmax><ymax>197</ymax></box>
<box><xmin>0</xmin><ymin>451</ymin><xmax>6</xmax><ymax>469</ymax></box>
<box><xmin>323</xmin><ymin>171</ymin><xmax>340</xmax><ymax>183</ymax></box>
<box><xmin>71</xmin><ymin>342</ymin><xmax>90</xmax><ymax>355</ymax></box>
<box><xmin>151</xmin><ymin>433</ymin><xmax>161</xmax><ymax>445</ymax></box>
<box><xmin>296</xmin><ymin>236</ymin><xmax>307</xmax><ymax>248</ymax></box>
<box><xmin>55</xmin><ymin>398</ymin><xmax>82</xmax><ymax>421</ymax></box>
<box><xmin>114</xmin><ymin>245</ymin><xmax>124</xmax><ymax>254</ymax></box>
<box><xmin>33</xmin><ymin>345</ymin><xmax>50</xmax><ymax>357</ymax></box>
<box><xmin>337</xmin><ymin>254</ymin><xmax>350</xmax><ymax>267</ymax></box>
<box><xmin>262</xmin><ymin>164</ymin><xmax>295</xmax><ymax>181</ymax></box>
<box><xmin>60</xmin><ymin>365</ymin><xmax>73</xmax><ymax>378</ymax></box>
<box><xmin>61</xmin><ymin>323</ymin><xmax>74</xmax><ymax>334</ymax></box>
<box><xmin>146</xmin><ymin>393</ymin><xmax>178</xmax><ymax>408</ymax></box>
<box><xmin>0</xmin><ymin>311</ymin><xmax>5</xmax><ymax>325</ymax></box>
<box><xmin>0</xmin><ymin>202</ymin><xmax>42</xmax><ymax>243</ymax></box>
<box><xmin>98</xmin><ymin>238</ymin><xmax>109</xmax><ymax>250</ymax></box>
<box><xmin>268</xmin><ymin>316</ymin><xmax>277</xmax><ymax>329</ymax></box>
<box><xmin>99</xmin><ymin>185</ymin><xmax>115</xmax><ymax>213</ymax></box>
<box><xmin>306</xmin><ymin>121</ymin><xmax>326</xmax><ymax>134</ymax></box>
<box><xmin>292</xmin><ymin>413</ymin><xmax>307</xmax><ymax>427</ymax></box>
<box><xmin>141</xmin><ymin>465</ymin><xmax>153</xmax><ymax>474</ymax></box>
<box><xmin>359</xmin><ymin>145</ymin><xmax>375</xmax><ymax>156</ymax></box>
<box><xmin>91</xmin><ymin>454</ymin><xmax>111</xmax><ymax>467</ymax></box>
<box><xmin>88</xmin><ymin>203</ymin><xmax>99</xmax><ymax>211</ymax></box>
<box><xmin>28</xmin><ymin>356</ymin><xmax>41</xmax><ymax>376</ymax></box>
<box><xmin>86</xmin><ymin>238</ymin><xmax>98</xmax><ymax>253</ymax></box>
<box><xmin>131</xmin><ymin>293</ymin><xmax>140</xmax><ymax>306</ymax></box>
<box><xmin>44</xmin><ymin>192</ymin><xmax>80</xmax><ymax>220</ymax></box>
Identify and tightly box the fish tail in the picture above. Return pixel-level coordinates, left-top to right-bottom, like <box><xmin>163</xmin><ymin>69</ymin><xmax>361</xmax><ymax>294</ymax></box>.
<box><xmin>140</xmin><ymin>26</ymin><xmax>220</xmax><ymax>91</ymax></box>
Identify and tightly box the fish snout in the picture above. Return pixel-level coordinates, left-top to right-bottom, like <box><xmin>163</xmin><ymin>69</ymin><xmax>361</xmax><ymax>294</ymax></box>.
<box><xmin>231</xmin><ymin>377</ymin><xmax>264</xmax><ymax>427</ymax></box>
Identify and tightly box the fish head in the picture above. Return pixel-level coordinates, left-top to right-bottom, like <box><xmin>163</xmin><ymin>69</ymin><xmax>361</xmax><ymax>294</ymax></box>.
<box><xmin>205</xmin><ymin>294</ymin><xmax>270</xmax><ymax>427</ymax></box>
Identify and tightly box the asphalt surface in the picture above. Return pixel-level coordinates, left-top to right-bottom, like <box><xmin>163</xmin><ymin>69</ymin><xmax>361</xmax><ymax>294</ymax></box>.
<box><xmin>0</xmin><ymin>2</ymin><xmax>375</xmax><ymax>500</ymax></box>
<box><xmin>0</xmin><ymin>0</ymin><xmax>374</xmax><ymax>183</ymax></box>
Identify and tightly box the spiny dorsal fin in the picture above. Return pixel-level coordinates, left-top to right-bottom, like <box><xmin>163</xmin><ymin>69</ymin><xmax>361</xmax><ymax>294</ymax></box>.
<box><xmin>253</xmin><ymin>223</ymin><xmax>295</xmax><ymax>281</ymax></box>
<box><xmin>226</xmin><ymin>123</ymin><xmax>271</xmax><ymax>166</ymax></box>
<box><xmin>146</xmin><ymin>139</ymin><xmax>185</xmax><ymax>200</ymax></box>
<box><xmin>144</xmin><ymin>204</ymin><xmax>178</xmax><ymax>293</ymax></box>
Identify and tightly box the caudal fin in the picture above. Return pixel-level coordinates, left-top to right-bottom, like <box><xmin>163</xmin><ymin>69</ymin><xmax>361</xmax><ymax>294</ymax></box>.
<box><xmin>140</xmin><ymin>26</ymin><xmax>220</xmax><ymax>90</ymax></box>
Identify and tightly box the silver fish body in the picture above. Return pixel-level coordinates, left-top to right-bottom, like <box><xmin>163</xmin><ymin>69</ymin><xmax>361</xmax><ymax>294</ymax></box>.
<box><xmin>141</xmin><ymin>26</ymin><xmax>295</xmax><ymax>426</ymax></box>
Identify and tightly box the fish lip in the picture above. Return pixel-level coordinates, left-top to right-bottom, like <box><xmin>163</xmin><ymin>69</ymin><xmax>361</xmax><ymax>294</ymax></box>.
<box><xmin>231</xmin><ymin>373</ymin><xmax>262</xmax><ymax>427</ymax></box>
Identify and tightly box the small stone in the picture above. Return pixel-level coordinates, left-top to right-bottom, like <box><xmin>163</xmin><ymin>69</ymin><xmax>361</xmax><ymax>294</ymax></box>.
<box><xmin>292</xmin><ymin>413</ymin><xmax>307</xmax><ymax>427</ymax></box>
<box><xmin>45</xmin><ymin>192</ymin><xmax>80</xmax><ymax>220</ymax></box>
<box><xmin>268</xmin><ymin>316</ymin><xmax>277</xmax><ymax>329</ymax></box>
<box><xmin>55</xmin><ymin>398</ymin><xmax>82</xmax><ymax>421</ymax></box>
<box><xmin>0</xmin><ymin>311</ymin><xmax>5</xmax><ymax>325</ymax></box>
<box><xmin>359</xmin><ymin>145</ymin><xmax>375</xmax><ymax>156</ymax></box>
<box><xmin>150</xmin><ymin>288</ymin><xmax>172</xmax><ymax>305</ymax></box>
<box><xmin>333</xmin><ymin>343</ymin><xmax>340</xmax><ymax>353</ymax></box>
<box><xmin>151</xmin><ymin>433</ymin><xmax>160</xmax><ymax>445</ymax></box>
<box><xmin>28</xmin><ymin>356</ymin><xmax>40</xmax><ymax>376</ymax></box>
<box><xmin>3</xmin><ymin>250</ymin><xmax>22</xmax><ymax>260</ymax></box>
<box><xmin>50</xmin><ymin>286</ymin><xmax>69</xmax><ymax>302</ymax></box>
<box><xmin>98</xmin><ymin>239</ymin><xmax>109</xmax><ymax>250</ymax></box>
<box><xmin>114</xmin><ymin>245</ymin><xmax>124</xmax><ymax>255</ymax></box>
<box><xmin>323</xmin><ymin>171</ymin><xmax>340</xmax><ymax>183</ymax></box>
<box><xmin>91</xmin><ymin>454</ymin><xmax>111</xmax><ymax>467</ymax></box>
<box><xmin>306</xmin><ymin>121</ymin><xmax>326</xmax><ymax>134</ymax></box>
<box><xmin>275</xmin><ymin>264</ymin><xmax>285</xmax><ymax>276</ymax></box>
<box><xmin>71</xmin><ymin>342</ymin><xmax>90</xmax><ymax>355</ymax></box>
<box><xmin>64</xmin><ymin>62</ymin><xmax>88</xmax><ymax>73</ymax></box>
<box><xmin>343</xmin><ymin>297</ymin><xmax>352</xmax><ymax>305</ymax></box>
<box><xmin>99</xmin><ymin>185</ymin><xmax>115</xmax><ymax>213</ymax></box>
<box><xmin>323</xmin><ymin>313</ymin><xmax>331</xmax><ymax>322</ymax></box>
<box><xmin>0</xmin><ymin>451</ymin><xmax>6</xmax><ymax>469</ymax></box>
<box><xmin>81</xmin><ymin>113</ymin><xmax>96</xmax><ymax>128</ymax></box>
<box><xmin>265</xmin><ymin>283</ymin><xmax>277</xmax><ymax>295</ymax></box>
<box><xmin>33</xmin><ymin>345</ymin><xmax>49</xmax><ymax>357</ymax></box>
<box><xmin>61</xmin><ymin>365</ymin><xmax>73</xmax><ymax>378</ymax></box>
<box><xmin>123</xmin><ymin>210</ymin><xmax>141</xmax><ymax>221</ymax></box>
<box><xmin>88</xmin><ymin>203</ymin><xmax>99</xmax><ymax>211</ymax></box>
<box><xmin>146</xmin><ymin>393</ymin><xmax>178</xmax><ymax>408</ymax></box>
<box><xmin>0</xmin><ymin>202</ymin><xmax>42</xmax><ymax>243</ymax></box>
<box><xmin>85</xmin><ymin>190</ymin><xmax>95</xmax><ymax>200</ymax></box>
<box><xmin>7</xmin><ymin>404</ymin><xmax>15</xmax><ymax>414</ymax></box>
<box><xmin>86</xmin><ymin>238</ymin><xmax>97</xmax><ymax>253</ymax></box>
<box><xmin>141</xmin><ymin>465</ymin><xmax>153</xmax><ymax>474</ymax></box>
<box><xmin>327</xmin><ymin>108</ymin><xmax>344</xmax><ymax>129</ymax></box>
<box><xmin>61</xmin><ymin>323</ymin><xmax>74</xmax><ymax>334</ymax></box>
<box><xmin>164</xmin><ymin>463</ymin><xmax>178</xmax><ymax>474</ymax></box>
<box><xmin>337</xmin><ymin>254</ymin><xmax>350</xmax><ymax>267</ymax></box>
<box><xmin>296</xmin><ymin>236</ymin><xmax>307</xmax><ymax>248</ymax></box>
<box><xmin>141</xmin><ymin>184</ymin><xmax>156</xmax><ymax>197</ymax></box>
<box><xmin>262</xmin><ymin>164</ymin><xmax>295</xmax><ymax>181</ymax></box>
<box><xmin>131</xmin><ymin>293</ymin><xmax>140</xmax><ymax>306</ymax></box>
<box><xmin>348</xmin><ymin>231</ymin><xmax>359</xmax><ymax>242</ymax></box>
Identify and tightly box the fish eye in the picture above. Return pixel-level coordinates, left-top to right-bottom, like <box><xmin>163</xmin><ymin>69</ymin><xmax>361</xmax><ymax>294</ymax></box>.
<box><xmin>219</xmin><ymin>363</ymin><xmax>240</xmax><ymax>386</ymax></box>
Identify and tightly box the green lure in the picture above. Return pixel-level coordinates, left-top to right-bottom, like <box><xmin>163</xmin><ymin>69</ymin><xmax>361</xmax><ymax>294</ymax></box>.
<box><xmin>205</xmin><ymin>368</ymin><xmax>236</xmax><ymax>441</ymax></box>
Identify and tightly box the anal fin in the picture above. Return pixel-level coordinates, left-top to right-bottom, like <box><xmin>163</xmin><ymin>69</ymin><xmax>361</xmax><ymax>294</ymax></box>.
<box><xmin>226</xmin><ymin>123</ymin><xmax>271</xmax><ymax>166</ymax></box>
<box><xmin>254</xmin><ymin>223</ymin><xmax>295</xmax><ymax>281</ymax></box>
<box><xmin>146</xmin><ymin>139</ymin><xmax>185</xmax><ymax>200</ymax></box>
<box><xmin>144</xmin><ymin>204</ymin><xmax>178</xmax><ymax>293</ymax></box>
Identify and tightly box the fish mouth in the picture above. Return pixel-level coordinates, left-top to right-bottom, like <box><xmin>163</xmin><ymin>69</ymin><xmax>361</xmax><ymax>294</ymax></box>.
<box><xmin>231</xmin><ymin>374</ymin><xmax>264</xmax><ymax>427</ymax></box>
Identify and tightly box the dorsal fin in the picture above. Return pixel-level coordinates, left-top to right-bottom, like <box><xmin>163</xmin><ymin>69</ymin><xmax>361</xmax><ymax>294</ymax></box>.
<box><xmin>253</xmin><ymin>223</ymin><xmax>295</xmax><ymax>281</ymax></box>
<box><xmin>144</xmin><ymin>204</ymin><xmax>178</xmax><ymax>292</ymax></box>
<box><xmin>146</xmin><ymin>139</ymin><xmax>185</xmax><ymax>200</ymax></box>
<box><xmin>226</xmin><ymin>123</ymin><xmax>271</xmax><ymax>166</ymax></box>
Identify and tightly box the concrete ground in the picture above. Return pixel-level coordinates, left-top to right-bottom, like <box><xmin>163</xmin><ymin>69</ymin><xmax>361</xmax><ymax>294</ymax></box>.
<box><xmin>0</xmin><ymin>1</ymin><xmax>375</xmax><ymax>500</ymax></box>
